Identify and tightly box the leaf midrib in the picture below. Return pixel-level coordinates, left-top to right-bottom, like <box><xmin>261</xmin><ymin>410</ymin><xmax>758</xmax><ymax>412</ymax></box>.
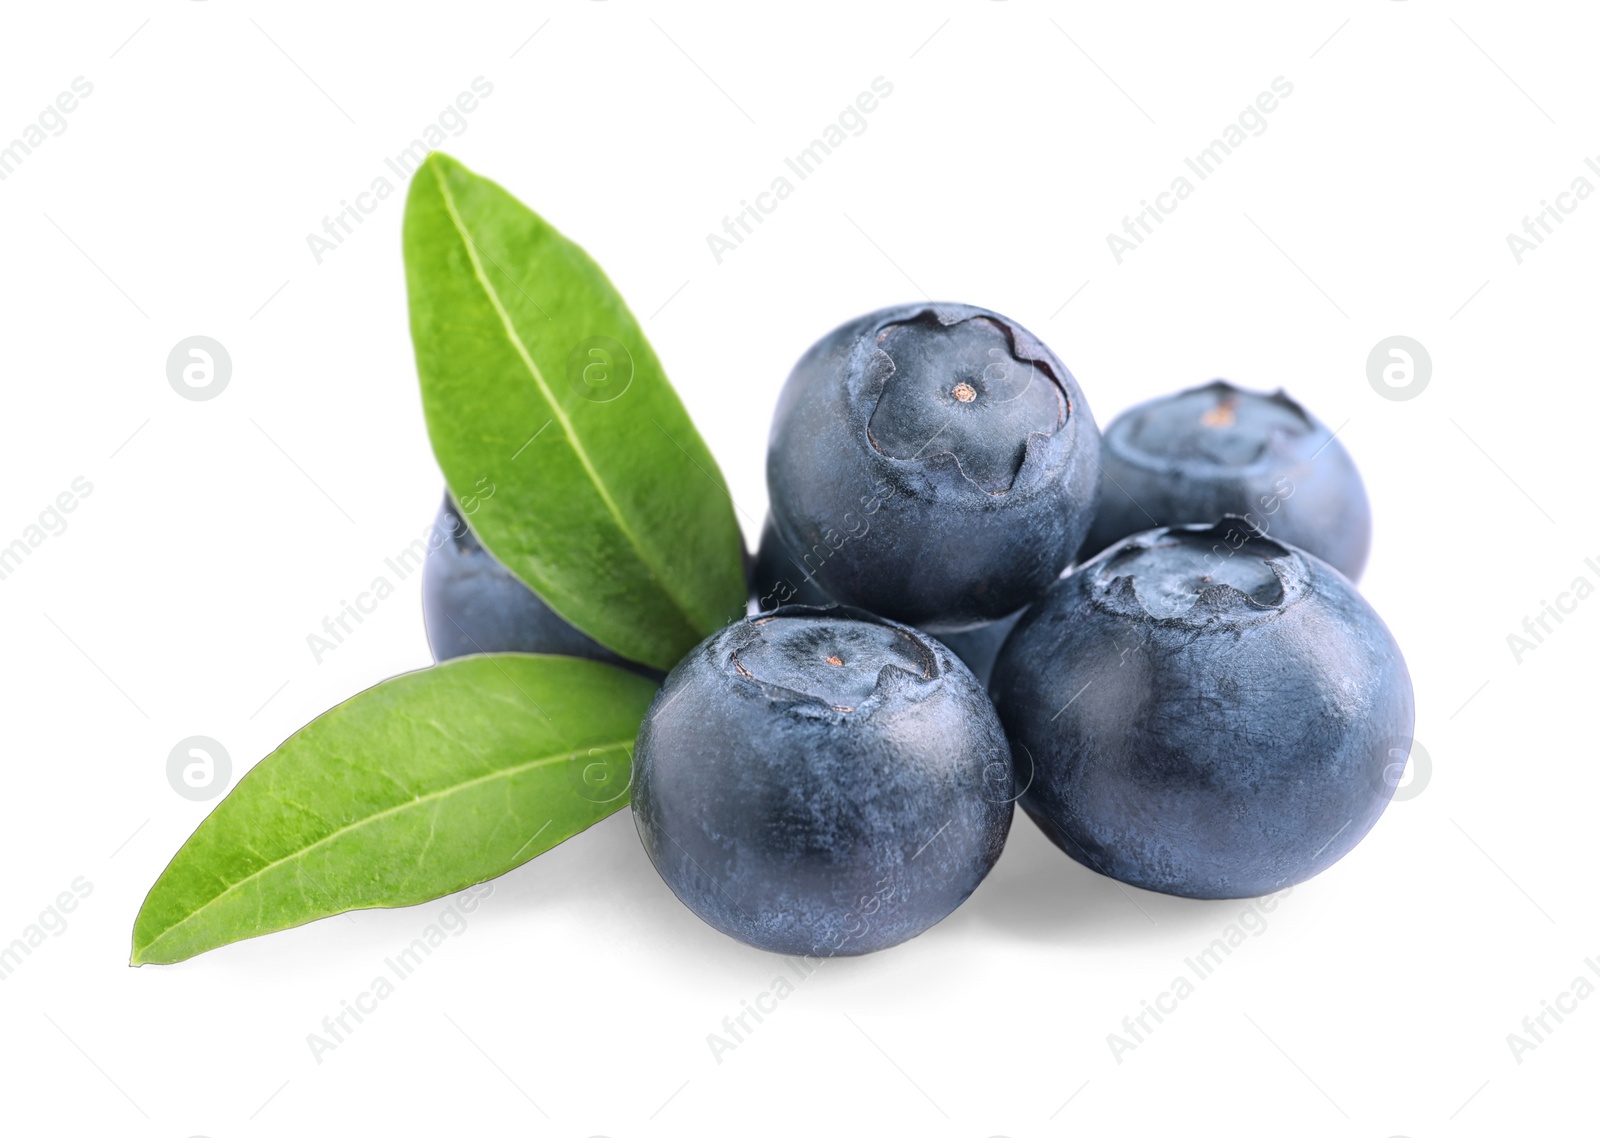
<box><xmin>427</xmin><ymin>159</ymin><xmax>703</xmax><ymax>642</ymax></box>
<box><xmin>134</xmin><ymin>738</ymin><xmax>631</xmax><ymax>962</ymax></box>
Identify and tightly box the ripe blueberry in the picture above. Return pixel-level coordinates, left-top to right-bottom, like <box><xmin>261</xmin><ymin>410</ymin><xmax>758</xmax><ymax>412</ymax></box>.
<box><xmin>990</xmin><ymin>518</ymin><xmax>1413</xmax><ymax>899</ymax></box>
<box><xmin>422</xmin><ymin>493</ymin><xmax>653</xmax><ymax>675</ymax></box>
<box><xmin>766</xmin><ymin>303</ymin><xmax>1100</xmax><ymax>629</ymax></box>
<box><xmin>632</xmin><ymin>607</ymin><xmax>1013</xmax><ymax>955</ymax></box>
<box><xmin>1081</xmin><ymin>380</ymin><xmax>1371</xmax><ymax>580</ymax></box>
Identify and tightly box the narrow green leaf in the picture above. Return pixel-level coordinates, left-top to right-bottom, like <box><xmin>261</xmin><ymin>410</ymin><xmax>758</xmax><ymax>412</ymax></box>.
<box><xmin>404</xmin><ymin>152</ymin><xmax>746</xmax><ymax>671</ymax></box>
<box><xmin>131</xmin><ymin>655</ymin><xmax>657</xmax><ymax>966</ymax></box>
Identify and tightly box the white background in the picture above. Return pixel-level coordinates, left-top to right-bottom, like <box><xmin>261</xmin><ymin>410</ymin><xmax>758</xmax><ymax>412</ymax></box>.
<box><xmin>0</xmin><ymin>2</ymin><xmax>1593</xmax><ymax>1134</ymax></box>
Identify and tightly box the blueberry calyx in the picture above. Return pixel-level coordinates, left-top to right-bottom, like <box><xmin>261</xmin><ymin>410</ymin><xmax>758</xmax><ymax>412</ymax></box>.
<box><xmin>863</xmin><ymin>310</ymin><xmax>1069</xmax><ymax>495</ymax></box>
<box><xmin>1118</xmin><ymin>379</ymin><xmax>1316</xmax><ymax>475</ymax></box>
<box><xmin>721</xmin><ymin>604</ymin><xmax>941</xmax><ymax>714</ymax></box>
<box><xmin>1089</xmin><ymin>516</ymin><xmax>1305</xmax><ymax>626</ymax></box>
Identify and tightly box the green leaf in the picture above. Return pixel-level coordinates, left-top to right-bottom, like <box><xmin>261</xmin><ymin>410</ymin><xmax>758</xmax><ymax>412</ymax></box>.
<box><xmin>404</xmin><ymin>152</ymin><xmax>746</xmax><ymax>671</ymax></box>
<box><xmin>131</xmin><ymin>655</ymin><xmax>657</xmax><ymax>966</ymax></box>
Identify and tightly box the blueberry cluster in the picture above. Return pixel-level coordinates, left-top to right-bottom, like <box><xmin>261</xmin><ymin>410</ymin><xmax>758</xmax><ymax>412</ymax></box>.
<box><xmin>426</xmin><ymin>302</ymin><xmax>1413</xmax><ymax>955</ymax></box>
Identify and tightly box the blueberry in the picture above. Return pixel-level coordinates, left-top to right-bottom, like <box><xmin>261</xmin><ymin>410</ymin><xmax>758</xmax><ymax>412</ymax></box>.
<box><xmin>750</xmin><ymin>515</ymin><xmax>834</xmax><ymax>611</ymax></box>
<box><xmin>422</xmin><ymin>493</ymin><xmax>656</xmax><ymax>676</ymax></box>
<box><xmin>766</xmin><ymin>303</ymin><xmax>1100</xmax><ymax>629</ymax></box>
<box><xmin>990</xmin><ymin>518</ymin><xmax>1413</xmax><ymax>899</ymax></box>
<box><xmin>632</xmin><ymin>607</ymin><xmax>1013</xmax><ymax>955</ymax></box>
<box><xmin>1081</xmin><ymin>380</ymin><xmax>1371</xmax><ymax>580</ymax></box>
<box><xmin>751</xmin><ymin>514</ymin><xmax>1025</xmax><ymax>686</ymax></box>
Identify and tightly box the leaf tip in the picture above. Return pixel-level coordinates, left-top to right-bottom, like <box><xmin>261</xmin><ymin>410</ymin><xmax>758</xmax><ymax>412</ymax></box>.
<box><xmin>420</xmin><ymin>149</ymin><xmax>463</xmax><ymax>179</ymax></box>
